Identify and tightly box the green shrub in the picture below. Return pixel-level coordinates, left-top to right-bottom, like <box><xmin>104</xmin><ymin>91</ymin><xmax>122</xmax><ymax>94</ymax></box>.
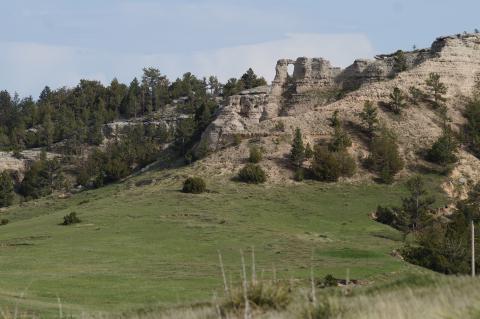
<box><xmin>388</xmin><ymin>87</ymin><xmax>407</xmax><ymax>114</ymax></box>
<box><xmin>294</xmin><ymin>168</ymin><xmax>305</xmax><ymax>181</ymax></box>
<box><xmin>328</xmin><ymin>126</ymin><xmax>352</xmax><ymax>152</ymax></box>
<box><xmin>321</xmin><ymin>274</ymin><xmax>338</xmax><ymax>287</ymax></box>
<box><xmin>311</xmin><ymin>146</ymin><xmax>356</xmax><ymax>182</ymax></box>
<box><xmin>425</xmin><ymin>72</ymin><xmax>447</xmax><ymax>107</ymax></box>
<box><xmin>0</xmin><ymin>171</ymin><xmax>14</xmax><ymax>208</ymax></box>
<box><xmin>463</xmin><ymin>99</ymin><xmax>480</xmax><ymax>157</ymax></box>
<box><xmin>427</xmin><ymin>127</ymin><xmax>458</xmax><ymax>165</ymax></box>
<box><xmin>367</xmin><ymin>127</ymin><xmax>404</xmax><ymax>184</ymax></box>
<box><xmin>182</xmin><ymin>177</ymin><xmax>206</xmax><ymax>194</ymax></box>
<box><xmin>0</xmin><ymin>219</ymin><xmax>9</xmax><ymax>226</ymax></box>
<box><xmin>62</xmin><ymin>212</ymin><xmax>81</xmax><ymax>225</ymax></box>
<box><xmin>249</xmin><ymin>146</ymin><xmax>263</xmax><ymax>163</ymax></box>
<box><xmin>290</xmin><ymin>128</ymin><xmax>305</xmax><ymax>167</ymax></box>
<box><xmin>238</xmin><ymin>164</ymin><xmax>266</xmax><ymax>184</ymax></box>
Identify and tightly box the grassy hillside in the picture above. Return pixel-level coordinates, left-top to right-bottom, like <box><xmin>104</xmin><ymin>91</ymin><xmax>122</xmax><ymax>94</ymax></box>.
<box><xmin>0</xmin><ymin>171</ymin><xmax>445</xmax><ymax>317</ymax></box>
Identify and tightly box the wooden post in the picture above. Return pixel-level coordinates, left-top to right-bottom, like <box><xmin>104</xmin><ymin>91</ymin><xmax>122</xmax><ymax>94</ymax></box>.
<box><xmin>472</xmin><ymin>219</ymin><xmax>476</xmax><ymax>277</ymax></box>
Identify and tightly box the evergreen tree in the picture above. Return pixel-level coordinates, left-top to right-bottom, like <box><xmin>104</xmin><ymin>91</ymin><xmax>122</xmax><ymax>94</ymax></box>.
<box><xmin>328</xmin><ymin>126</ymin><xmax>352</xmax><ymax>152</ymax></box>
<box><xmin>425</xmin><ymin>73</ymin><xmax>447</xmax><ymax>107</ymax></box>
<box><xmin>427</xmin><ymin>126</ymin><xmax>458</xmax><ymax>166</ymax></box>
<box><xmin>41</xmin><ymin>112</ymin><xmax>54</xmax><ymax>149</ymax></box>
<box><xmin>367</xmin><ymin>126</ymin><xmax>404</xmax><ymax>184</ymax></box>
<box><xmin>240</xmin><ymin>68</ymin><xmax>267</xmax><ymax>89</ymax></box>
<box><xmin>359</xmin><ymin>100</ymin><xmax>379</xmax><ymax>135</ymax></box>
<box><xmin>0</xmin><ymin>171</ymin><xmax>14</xmax><ymax>207</ymax></box>
<box><xmin>463</xmin><ymin>99</ymin><xmax>480</xmax><ymax>157</ymax></box>
<box><xmin>305</xmin><ymin>143</ymin><xmax>313</xmax><ymax>159</ymax></box>
<box><xmin>290</xmin><ymin>128</ymin><xmax>305</xmax><ymax>167</ymax></box>
<box><xmin>388</xmin><ymin>87</ymin><xmax>407</xmax><ymax>114</ymax></box>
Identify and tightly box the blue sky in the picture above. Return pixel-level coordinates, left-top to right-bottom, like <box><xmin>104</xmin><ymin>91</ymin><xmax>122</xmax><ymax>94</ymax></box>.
<box><xmin>1</xmin><ymin>0</ymin><xmax>479</xmax><ymax>97</ymax></box>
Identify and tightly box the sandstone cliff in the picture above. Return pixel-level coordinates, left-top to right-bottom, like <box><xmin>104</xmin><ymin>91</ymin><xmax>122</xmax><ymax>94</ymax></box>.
<box><xmin>195</xmin><ymin>33</ymin><xmax>480</xmax><ymax>195</ymax></box>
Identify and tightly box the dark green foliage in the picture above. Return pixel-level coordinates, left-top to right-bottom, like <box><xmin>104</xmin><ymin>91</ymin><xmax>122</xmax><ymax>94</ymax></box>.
<box><xmin>328</xmin><ymin>126</ymin><xmax>352</xmax><ymax>152</ymax></box>
<box><xmin>388</xmin><ymin>87</ymin><xmax>407</xmax><ymax>114</ymax></box>
<box><xmin>238</xmin><ymin>164</ymin><xmax>266</xmax><ymax>184</ymax></box>
<box><xmin>294</xmin><ymin>168</ymin><xmax>305</xmax><ymax>181</ymax></box>
<box><xmin>321</xmin><ymin>274</ymin><xmax>338</xmax><ymax>287</ymax></box>
<box><xmin>182</xmin><ymin>177</ymin><xmax>206</xmax><ymax>194</ymax></box>
<box><xmin>427</xmin><ymin>126</ymin><xmax>458</xmax><ymax>165</ymax></box>
<box><xmin>19</xmin><ymin>157</ymin><xmax>63</xmax><ymax>199</ymax></box>
<box><xmin>425</xmin><ymin>72</ymin><xmax>447</xmax><ymax>107</ymax></box>
<box><xmin>358</xmin><ymin>100</ymin><xmax>379</xmax><ymax>135</ymax></box>
<box><xmin>304</xmin><ymin>143</ymin><xmax>313</xmax><ymax>159</ymax></box>
<box><xmin>0</xmin><ymin>171</ymin><xmax>14</xmax><ymax>208</ymax></box>
<box><xmin>249</xmin><ymin>146</ymin><xmax>263</xmax><ymax>163</ymax></box>
<box><xmin>311</xmin><ymin>146</ymin><xmax>356</xmax><ymax>182</ymax></box>
<box><xmin>374</xmin><ymin>175</ymin><xmax>437</xmax><ymax>236</ymax></box>
<box><xmin>290</xmin><ymin>128</ymin><xmax>305</xmax><ymax>167</ymax></box>
<box><xmin>223</xmin><ymin>68</ymin><xmax>267</xmax><ymax>97</ymax></box>
<box><xmin>240</xmin><ymin>68</ymin><xmax>267</xmax><ymax>89</ymax></box>
<box><xmin>0</xmin><ymin>219</ymin><xmax>9</xmax><ymax>226</ymax></box>
<box><xmin>402</xmin><ymin>194</ymin><xmax>480</xmax><ymax>274</ymax></box>
<box><xmin>62</xmin><ymin>212</ymin><xmax>81</xmax><ymax>225</ymax></box>
<box><xmin>463</xmin><ymin>99</ymin><xmax>480</xmax><ymax>157</ymax></box>
<box><xmin>367</xmin><ymin>127</ymin><xmax>404</xmax><ymax>184</ymax></box>
<box><xmin>375</xmin><ymin>205</ymin><xmax>402</xmax><ymax>228</ymax></box>
<box><xmin>393</xmin><ymin>50</ymin><xmax>408</xmax><ymax>72</ymax></box>
<box><xmin>77</xmin><ymin>124</ymin><xmax>160</xmax><ymax>187</ymax></box>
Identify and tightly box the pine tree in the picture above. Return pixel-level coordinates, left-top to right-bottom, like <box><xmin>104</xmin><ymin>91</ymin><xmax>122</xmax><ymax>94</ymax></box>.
<box><xmin>328</xmin><ymin>126</ymin><xmax>352</xmax><ymax>152</ymax></box>
<box><xmin>425</xmin><ymin>73</ymin><xmax>447</xmax><ymax>107</ymax></box>
<box><xmin>290</xmin><ymin>128</ymin><xmax>305</xmax><ymax>167</ymax></box>
<box><xmin>359</xmin><ymin>101</ymin><xmax>379</xmax><ymax>135</ymax></box>
<box><xmin>388</xmin><ymin>87</ymin><xmax>407</xmax><ymax>114</ymax></box>
<box><xmin>367</xmin><ymin>126</ymin><xmax>404</xmax><ymax>184</ymax></box>
<box><xmin>0</xmin><ymin>171</ymin><xmax>14</xmax><ymax>207</ymax></box>
<box><xmin>427</xmin><ymin>125</ymin><xmax>458</xmax><ymax>166</ymax></box>
<box><xmin>305</xmin><ymin>143</ymin><xmax>313</xmax><ymax>159</ymax></box>
<box><xmin>41</xmin><ymin>112</ymin><xmax>54</xmax><ymax>149</ymax></box>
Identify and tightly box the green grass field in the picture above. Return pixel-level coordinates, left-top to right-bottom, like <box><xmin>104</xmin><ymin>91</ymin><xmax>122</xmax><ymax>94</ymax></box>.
<box><xmin>0</xmin><ymin>171</ymin><xmax>446</xmax><ymax>317</ymax></box>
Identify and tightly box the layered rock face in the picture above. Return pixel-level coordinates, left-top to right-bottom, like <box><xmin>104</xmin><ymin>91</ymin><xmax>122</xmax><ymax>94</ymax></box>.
<box><xmin>197</xmin><ymin>33</ymin><xmax>480</xmax><ymax>189</ymax></box>
<box><xmin>199</xmin><ymin>41</ymin><xmax>435</xmax><ymax>153</ymax></box>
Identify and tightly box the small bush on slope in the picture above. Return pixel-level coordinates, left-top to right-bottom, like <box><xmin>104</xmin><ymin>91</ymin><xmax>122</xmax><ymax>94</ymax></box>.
<box><xmin>182</xmin><ymin>177</ymin><xmax>206</xmax><ymax>194</ymax></box>
<box><xmin>248</xmin><ymin>146</ymin><xmax>263</xmax><ymax>163</ymax></box>
<box><xmin>238</xmin><ymin>164</ymin><xmax>266</xmax><ymax>184</ymax></box>
<box><xmin>62</xmin><ymin>212</ymin><xmax>81</xmax><ymax>225</ymax></box>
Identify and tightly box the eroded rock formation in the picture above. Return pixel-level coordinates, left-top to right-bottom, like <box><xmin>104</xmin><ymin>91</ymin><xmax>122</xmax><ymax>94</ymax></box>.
<box><xmin>197</xmin><ymin>32</ymin><xmax>480</xmax><ymax>162</ymax></box>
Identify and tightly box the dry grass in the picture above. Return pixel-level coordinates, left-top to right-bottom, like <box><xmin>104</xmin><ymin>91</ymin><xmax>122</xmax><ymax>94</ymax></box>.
<box><xmin>91</xmin><ymin>276</ymin><xmax>480</xmax><ymax>319</ymax></box>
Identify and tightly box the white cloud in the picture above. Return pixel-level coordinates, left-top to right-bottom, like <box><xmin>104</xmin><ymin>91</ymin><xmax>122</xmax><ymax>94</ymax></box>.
<box><xmin>0</xmin><ymin>33</ymin><xmax>374</xmax><ymax>97</ymax></box>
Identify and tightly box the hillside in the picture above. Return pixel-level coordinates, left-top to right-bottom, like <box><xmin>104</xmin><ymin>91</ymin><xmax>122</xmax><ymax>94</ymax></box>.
<box><xmin>192</xmin><ymin>33</ymin><xmax>480</xmax><ymax>196</ymax></box>
<box><xmin>2</xmin><ymin>32</ymin><xmax>480</xmax><ymax>318</ymax></box>
<box><xmin>0</xmin><ymin>168</ymin><xmax>446</xmax><ymax>317</ymax></box>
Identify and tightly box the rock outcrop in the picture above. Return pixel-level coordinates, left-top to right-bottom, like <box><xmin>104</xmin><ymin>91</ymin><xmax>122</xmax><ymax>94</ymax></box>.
<box><xmin>195</xmin><ymin>33</ymin><xmax>480</xmax><ymax>189</ymax></box>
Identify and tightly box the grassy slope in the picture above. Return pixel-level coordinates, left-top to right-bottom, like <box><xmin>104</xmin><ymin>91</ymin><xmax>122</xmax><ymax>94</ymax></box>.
<box><xmin>0</xmin><ymin>171</ymin><xmax>445</xmax><ymax>317</ymax></box>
